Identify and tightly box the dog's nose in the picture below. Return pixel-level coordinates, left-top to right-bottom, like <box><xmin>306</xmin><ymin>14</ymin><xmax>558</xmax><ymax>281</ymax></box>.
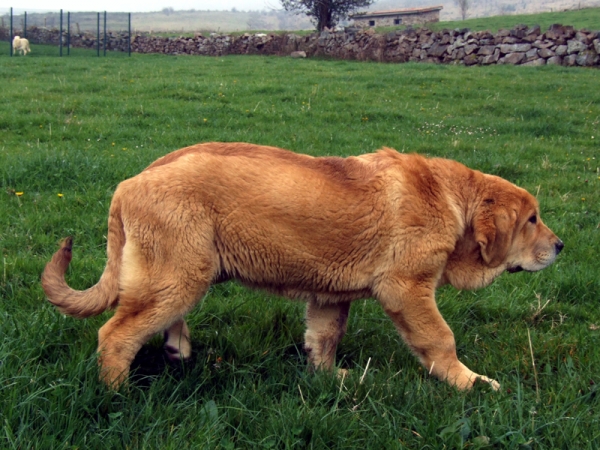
<box><xmin>555</xmin><ymin>240</ymin><xmax>564</xmax><ymax>255</ymax></box>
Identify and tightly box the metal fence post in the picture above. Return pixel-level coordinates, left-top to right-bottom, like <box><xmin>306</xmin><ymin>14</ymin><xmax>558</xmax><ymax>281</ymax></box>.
<box><xmin>9</xmin><ymin>7</ymin><xmax>13</xmax><ymax>57</ymax></box>
<box><xmin>59</xmin><ymin>9</ymin><xmax>63</xmax><ymax>56</ymax></box>
<box><xmin>97</xmin><ymin>12</ymin><xmax>100</xmax><ymax>57</ymax></box>
<box><xmin>128</xmin><ymin>13</ymin><xmax>131</xmax><ymax>56</ymax></box>
<box><xmin>24</xmin><ymin>12</ymin><xmax>27</xmax><ymax>38</ymax></box>
<box><xmin>67</xmin><ymin>12</ymin><xmax>71</xmax><ymax>56</ymax></box>
<box><xmin>103</xmin><ymin>11</ymin><xmax>107</xmax><ymax>56</ymax></box>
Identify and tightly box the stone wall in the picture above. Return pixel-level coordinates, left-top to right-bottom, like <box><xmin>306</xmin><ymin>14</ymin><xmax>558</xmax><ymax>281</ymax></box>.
<box><xmin>312</xmin><ymin>24</ymin><xmax>600</xmax><ymax>66</ymax></box>
<box><xmin>131</xmin><ymin>24</ymin><xmax>600</xmax><ymax>67</ymax></box>
<box><xmin>2</xmin><ymin>23</ymin><xmax>599</xmax><ymax>67</ymax></box>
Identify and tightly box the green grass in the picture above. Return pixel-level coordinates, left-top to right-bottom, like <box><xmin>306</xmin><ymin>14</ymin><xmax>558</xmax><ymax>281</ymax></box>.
<box><xmin>376</xmin><ymin>6</ymin><xmax>600</xmax><ymax>33</ymax></box>
<box><xmin>1</xmin><ymin>34</ymin><xmax>599</xmax><ymax>448</ymax></box>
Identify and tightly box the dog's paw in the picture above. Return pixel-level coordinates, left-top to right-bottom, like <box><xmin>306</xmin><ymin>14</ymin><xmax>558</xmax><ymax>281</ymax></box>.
<box><xmin>163</xmin><ymin>330</ymin><xmax>191</xmax><ymax>363</ymax></box>
<box><xmin>163</xmin><ymin>344</ymin><xmax>191</xmax><ymax>363</ymax></box>
<box><xmin>474</xmin><ymin>375</ymin><xmax>500</xmax><ymax>391</ymax></box>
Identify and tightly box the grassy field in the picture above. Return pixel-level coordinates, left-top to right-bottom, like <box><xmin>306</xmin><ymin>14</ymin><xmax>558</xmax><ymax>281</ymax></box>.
<box><xmin>1</xmin><ymin>28</ymin><xmax>599</xmax><ymax>449</ymax></box>
<box><xmin>433</xmin><ymin>6</ymin><xmax>600</xmax><ymax>32</ymax></box>
<box><xmin>375</xmin><ymin>6</ymin><xmax>600</xmax><ymax>33</ymax></box>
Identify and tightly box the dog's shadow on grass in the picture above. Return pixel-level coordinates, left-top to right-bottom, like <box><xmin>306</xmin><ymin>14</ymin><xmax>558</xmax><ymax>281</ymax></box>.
<box><xmin>128</xmin><ymin>338</ymin><xmax>367</xmax><ymax>390</ymax></box>
<box><xmin>128</xmin><ymin>339</ymin><xmax>309</xmax><ymax>391</ymax></box>
<box><xmin>129</xmin><ymin>344</ymin><xmax>192</xmax><ymax>388</ymax></box>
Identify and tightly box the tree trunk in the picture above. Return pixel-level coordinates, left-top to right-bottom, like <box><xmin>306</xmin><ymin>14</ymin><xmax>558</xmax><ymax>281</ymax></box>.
<box><xmin>316</xmin><ymin>0</ymin><xmax>332</xmax><ymax>32</ymax></box>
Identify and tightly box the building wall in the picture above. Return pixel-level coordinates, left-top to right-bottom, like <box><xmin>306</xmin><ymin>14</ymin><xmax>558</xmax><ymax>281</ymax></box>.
<box><xmin>353</xmin><ymin>10</ymin><xmax>440</xmax><ymax>28</ymax></box>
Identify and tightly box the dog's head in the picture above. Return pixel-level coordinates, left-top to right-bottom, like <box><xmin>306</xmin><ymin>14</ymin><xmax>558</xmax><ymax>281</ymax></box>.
<box><xmin>473</xmin><ymin>176</ymin><xmax>563</xmax><ymax>273</ymax></box>
<box><xmin>442</xmin><ymin>174</ymin><xmax>563</xmax><ymax>290</ymax></box>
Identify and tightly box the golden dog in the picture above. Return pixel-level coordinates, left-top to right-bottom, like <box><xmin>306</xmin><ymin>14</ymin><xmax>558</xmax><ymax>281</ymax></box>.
<box><xmin>42</xmin><ymin>143</ymin><xmax>563</xmax><ymax>390</ymax></box>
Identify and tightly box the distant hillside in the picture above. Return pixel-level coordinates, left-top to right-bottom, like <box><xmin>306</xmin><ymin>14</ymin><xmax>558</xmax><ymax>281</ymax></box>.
<box><xmin>128</xmin><ymin>9</ymin><xmax>313</xmax><ymax>33</ymax></box>
<box><xmin>369</xmin><ymin>0</ymin><xmax>600</xmax><ymax>21</ymax></box>
<box><xmin>0</xmin><ymin>8</ymin><xmax>313</xmax><ymax>34</ymax></box>
<box><xmin>2</xmin><ymin>0</ymin><xmax>599</xmax><ymax>33</ymax></box>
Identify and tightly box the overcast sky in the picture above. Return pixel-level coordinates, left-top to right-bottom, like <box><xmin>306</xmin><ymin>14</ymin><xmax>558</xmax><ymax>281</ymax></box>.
<box><xmin>4</xmin><ymin>0</ymin><xmax>280</xmax><ymax>13</ymax></box>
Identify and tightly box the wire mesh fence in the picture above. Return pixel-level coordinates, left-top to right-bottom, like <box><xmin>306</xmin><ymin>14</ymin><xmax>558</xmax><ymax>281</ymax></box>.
<box><xmin>1</xmin><ymin>8</ymin><xmax>131</xmax><ymax>56</ymax></box>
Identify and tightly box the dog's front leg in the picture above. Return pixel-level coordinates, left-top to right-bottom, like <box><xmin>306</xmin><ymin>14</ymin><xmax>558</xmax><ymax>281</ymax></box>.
<box><xmin>377</xmin><ymin>277</ymin><xmax>499</xmax><ymax>391</ymax></box>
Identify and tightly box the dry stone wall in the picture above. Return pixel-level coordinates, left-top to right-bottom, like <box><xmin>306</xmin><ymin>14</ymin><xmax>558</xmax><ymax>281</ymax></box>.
<box><xmin>3</xmin><ymin>23</ymin><xmax>599</xmax><ymax>67</ymax></box>
<box><xmin>315</xmin><ymin>24</ymin><xmax>599</xmax><ymax>66</ymax></box>
<box><xmin>129</xmin><ymin>23</ymin><xmax>600</xmax><ymax>67</ymax></box>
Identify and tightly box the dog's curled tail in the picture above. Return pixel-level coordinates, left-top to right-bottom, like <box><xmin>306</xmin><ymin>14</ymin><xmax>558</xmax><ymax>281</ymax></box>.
<box><xmin>42</xmin><ymin>200</ymin><xmax>123</xmax><ymax>318</ymax></box>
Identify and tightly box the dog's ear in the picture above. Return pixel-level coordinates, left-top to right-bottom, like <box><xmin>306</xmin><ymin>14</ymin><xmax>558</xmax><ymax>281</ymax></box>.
<box><xmin>473</xmin><ymin>198</ymin><xmax>515</xmax><ymax>268</ymax></box>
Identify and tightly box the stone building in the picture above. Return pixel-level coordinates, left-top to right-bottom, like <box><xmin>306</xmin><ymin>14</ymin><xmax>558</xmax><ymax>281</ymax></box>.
<box><xmin>351</xmin><ymin>6</ymin><xmax>443</xmax><ymax>28</ymax></box>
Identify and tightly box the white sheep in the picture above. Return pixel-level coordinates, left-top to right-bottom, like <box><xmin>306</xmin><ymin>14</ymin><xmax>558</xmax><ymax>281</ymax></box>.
<box><xmin>13</xmin><ymin>36</ymin><xmax>31</xmax><ymax>56</ymax></box>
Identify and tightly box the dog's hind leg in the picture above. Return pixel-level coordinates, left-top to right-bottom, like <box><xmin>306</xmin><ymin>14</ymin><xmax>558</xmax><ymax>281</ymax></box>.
<box><xmin>304</xmin><ymin>300</ymin><xmax>350</xmax><ymax>373</ymax></box>
<box><xmin>97</xmin><ymin>278</ymin><xmax>210</xmax><ymax>388</ymax></box>
<box><xmin>96</xmin><ymin>242</ymin><xmax>214</xmax><ymax>389</ymax></box>
<box><xmin>163</xmin><ymin>318</ymin><xmax>192</xmax><ymax>362</ymax></box>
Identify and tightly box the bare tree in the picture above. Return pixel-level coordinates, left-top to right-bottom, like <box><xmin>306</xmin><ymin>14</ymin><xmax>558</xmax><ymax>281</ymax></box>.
<box><xmin>454</xmin><ymin>0</ymin><xmax>470</xmax><ymax>20</ymax></box>
<box><xmin>281</xmin><ymin>0</ymin><xmax>373</xmax><ymax>32</ymax></box>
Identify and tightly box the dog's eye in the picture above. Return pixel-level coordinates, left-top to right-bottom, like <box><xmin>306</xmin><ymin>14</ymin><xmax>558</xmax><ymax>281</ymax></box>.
<box><xmin>528</xmin><ymin>214</ymin><xmax>537</xmax><ymax>224</ymax></box>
